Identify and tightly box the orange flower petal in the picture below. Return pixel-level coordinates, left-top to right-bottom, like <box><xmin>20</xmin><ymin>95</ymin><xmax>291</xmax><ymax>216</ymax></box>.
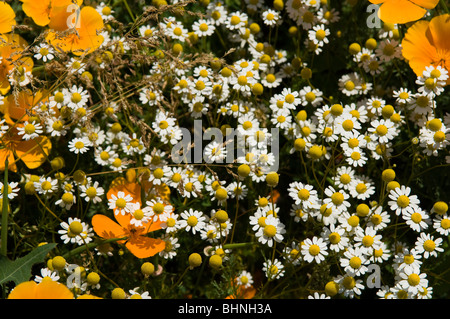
<box><xmin>410</xmin><ymin>0</ymin><xmax>439</xmax><ymax>9</ymax></box>
<box><xmin>0</xmin><ymin>34</ymin><xmax>31</xmax><ymax>95</ymax></box>
<box><xmin>20</xmin><ymin>0</ymin><xmax>51</xmax><ymax>26</ymax></box>
<box><xmin>46</xmin><ymin>5</ymin><xmax>103</xmax><ymax>56</ymax></box>
<box><xmin>8</xmin><ymin>280</ymin><xmax>74</xmax><ymax>299</ymax></box>
<box><xmin>428</xmin><ymin>14</ymin><xmax>450</xmax><ymax>52</ymax></box>
<box><xmin>14</xmin><ymin>136</ymin><xmax>52</xmax><ymax>170</ymax></box>
<box><xmin>91</xmin><ymin>214</ymin><xmax>128</xmax><ymax>243</ymax></box>
<box><xmin>1</xmin><ymin>90</ymin><xmax>47</xmax><ymax>125</ymax></box>
<box><xmin>126</xmin><ymin>236</ymin><xmax>165</xmax><ymax>259</ymax></box>
<box><xmin>35</xmin><ymin>280</ymin><xmax>74</xmax><ymax>299</ymax></box>
<box><xmin>47</xmin><ymin>0</ymin><xmax>83</xmax><ymax>31</ymax></box>
<box><xmin>378</xmin><ymin>0</ymin><xmax>427</xmax><ymax>24</ymax></box>
<box><xmin>107</xmin><ymin>177</ymin><xmax>142</xmax><ymax>204</ymax></box>
<box><xmin>0</xmin><ymin>2</ymin><xmax>16</xmax><ymax>33</ymax></box>
<box><xmin>7</xmin><ymin>281</ymin><xmax>38</xmax><ymax>299</ymax></box>
<box><xmin>0</xmin><ymin>148</ymin><xmax>17</xmax><ymax>172</ymax></box>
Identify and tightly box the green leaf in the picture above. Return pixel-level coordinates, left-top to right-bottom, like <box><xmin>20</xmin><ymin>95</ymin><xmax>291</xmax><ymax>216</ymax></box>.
<box><xmin>0</xmin><ymin>243</ymin><xmax>57</xmax><ymax>286</ymax></box>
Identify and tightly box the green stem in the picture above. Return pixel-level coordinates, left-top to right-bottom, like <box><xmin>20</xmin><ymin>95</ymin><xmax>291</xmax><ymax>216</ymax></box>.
<box><xmin>62</xmin><ymin>237</ymin><xmax>127</xmax><ymax>259</ymax></box>
<box><xmin>1</xmin><ymin>159</ymin><xmax>9</xmax><ymax>256</ymax></box>
<box><xmin>440</xmin><ymin>0</ymin><xmax>449</xmax><ymax>13</ymax></box>
<box><xmin>123</xmin><ymin>0</ymin><xmax>136</xmax><ymax>22</ymax></box>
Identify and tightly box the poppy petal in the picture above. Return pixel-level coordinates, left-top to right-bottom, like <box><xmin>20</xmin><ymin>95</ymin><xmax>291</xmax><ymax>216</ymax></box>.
<box><xmin>14</xmin><ymin>136</ymin><xmax>52</xmax><ymax>170</ymax></box>
<box><xmin>410</xmin><ymin>0</ymin><xmax>439</xmax><ymax>9</ymax></box>
<box><xmin>378</xmin><ymin>0</ymin><xmax>426</xmax><ymax>24</ymax></box>
<box><xmin>0</xmin><ymin>148</ymin><xmax>17</xmax><ymax>172</ymax></box>
<box><xmin>35</xmin><ymin>280</ymin><xmax>74</xmax><ymax>299</ymax></box>
<box><xmin>0</xmin><ymin>2</ymin><xmax>16</xmax><ymax>34</ymax></box>
<box><xmin>107</xmin><ymin>177</ymin><xmax>142</xmax><ymax>203</ymax></box>
<box><xmin>126</xmin><ymin>236</ymin><xmax>165</xmax><ymax>259</ymax></box>
<box><xmin>91</xmin><ymin>214</ymin><xmax>128</xmax><ymax>243</ymax></box>
<box><xmin>402</xmin><ymin>20</ymin><xmax>437</xmax><ymax>76</ymax></box>
<box><xmin>428</xmin><ymin>14</ymin><xmax>450</xmax><ymax>51</ymax></box>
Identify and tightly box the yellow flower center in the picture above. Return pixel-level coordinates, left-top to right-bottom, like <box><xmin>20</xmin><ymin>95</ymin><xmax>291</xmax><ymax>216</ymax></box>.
<box><xmin>340</xmin><ymin>173</ymin><xmax>351</xmax><ymax>184</ymax></box>
<box><xmin>166</xmin><ymin>218</ymin><xmax>176</xmax><ymax>227</ymax></box>
<box><xmin>347</xmin><ymin>138</ymin><xmax>359</xmax><ymax>148</ymax></box>
<box><xmin>297</xmin><ymin>189</ymin><xmax>310</xmax><ymax>201</ymax></box>
<box><xmin>62</xmin><ymin>192</ymin><xmax>74</xmax><ymax>204</ymax></box>
<box><xmin>404</xmin><ymin>254</ymin><xmax>414</xmax><ymax>264</ymax></box>
<box><xmin>329</xmin><ymin>232</ymin><xmax>341</xmax><ymax>244</ymax></box>
<box><xmin>308</xmin><ymin>244</ymin><xmax>320</xmax><ymax>256</ymax></box>
<box><xmin>172</xmin><ymin>173</ymin><xmax>182</xmax><ymax>183</ymax></box>
<box><xmin>159</xmin><ymin>120</ymin><xmax>169</xmax><ymax>130</ymax></box>
<box><xmin>100</xmin><ymin>151</ymin><xmax>110</xmax><ymax>161</ymax></box>
<box><xmin>24</xmin><ymin>123</ymin><xmax>36</xmax><ymax>135</ymax></box>
<box><xmin>187</xmin><ymin>215</ymin><xmax>198</xmax><ymax>227</ymax></box>
<box><xmin>258</xmin><ymin>216</ymin><xmax>267</xmax><ymax>227</ymax></box>
<box><xmin>41</xmin><ymin>181</ymin><xmax>52</xmax><ymax>191</ymax></box>
<box><xmin>237</xmin><ymin>75</ymin><xmax>248</xmax><ymax>86</ymax></box>
<box><xmin>376</xmin><ymin>124</ymin><xmax>388</xmax><ymax>136</ymax></box>
<box><xmin>115</xmin><ymin>198</ymin><xmax>127</xmax><ymax>209</ymax></box>
<box><xmin>266</xmin><ymin>74</ymin><xmax>276</xmax><ymax>83</ymax></box>
<box><xmin>74</xmin><ymin>141</ymin><xmax>84</xmax><ymax>149</ymax></box>
<box><xmin>153</xmin><ymin>203</ymin><xmax>165</xmax><ymax>215</ymax></box>
<box><xmin>342</xmin><ymin>119</ymin><xmax>354</xmax><ymax>131</ymax></box>
<box><xmin>407</xmin><ymin>274</ymin><xmax>420</xmax><ymax>286</ymax></box>
<box><xmin>345</xmin><ymin>80</ymin><xmax>355</xmax><ymax>91</ymax></box>
<box><xmin>71</xmin><ymin>92</ymin><xmax>82</xmax><ymax>103</ymax></box>
<box><xmin>423</xmin><ymin>239</ymin><xmax>435</xmax><ymax>252</ymax></box>
<box><xmin>263</xmin><ymin>225</ymin><xmax>277</xmax><ymax>237</ymax></box>
<box><xmin>342</xmin><ymin>276</ymin><xmax>356</xmax><ymax>289</ymax></box>
<box><xmin>411</xmin><ymin>212</ymin><xmax>422</xmax><ymax>224</ymax></box>
<box><xmin>355</xmin><ymin>183</ymin><xmax>367</xmax><ymax>194</ymax></box>
<box><xmin>285</xmin><ymin>94</ymin><xmax>295</xmax><ymax>104</ymax></box>
<box><xmin>349</xmin><ymin>256</ymin><xmax>361</xmax><ymax>269</ymax></box>
<box><xmin>102</xmin><ymin>6</ymin><xmax>112</xmax><ymax>15</ymax></box>
<box><xmin>230</xmin><ymin>15</ymin><xmax>241</xmax><ymax>25</ymax></box>
<box><xmin>348</xmin><ymin>215</ymin><xmax>360</xmax><ymax>227</ymax></box>
<box><xmin>315</xmin><ymin>29</ymin><xmax>326</xmax><ymax>41</ymax></box>
<box><xmin>173</xmin><ymin>27</ymin><xmax>182</xmax><ymax>36</ymax></box>
<box><xmin>85</xmin><ymin>187</ymin><xmax>97</xmax><ymax>198</ymax></box>
<box><xmin>331</xmin><ymin>192</ymin><xmax>344</xmax><ymax>205</ymax></box>
<box><xmin>371</xmin><ymin>214</ymin><xmax>382</xmax><ymax>225</ymax></box>
<box><xmin>133</xmin><ymin>209</ymin><xmax>145</xmax><ymax>220</ymax></box>
<box><xmin>195</xmin><ymin>80</ymin><xmax>206</xmax><ymax>90</ymax></box>
<box><xmin>397</xmin><ymin>195</ymin><xmax>410</xmax><ymax>208</ymax></box>
<box><xmin>362</xmin><ymin>235</ymin><xmax>374</xmax><ymax>247</ymax></box>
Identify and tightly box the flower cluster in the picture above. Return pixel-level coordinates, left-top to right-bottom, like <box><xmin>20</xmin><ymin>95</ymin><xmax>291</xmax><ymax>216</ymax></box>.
<box><xmin>1</xmin><ymin>0</ymin><xmax>450</xmax><ymax>300</ymax></box>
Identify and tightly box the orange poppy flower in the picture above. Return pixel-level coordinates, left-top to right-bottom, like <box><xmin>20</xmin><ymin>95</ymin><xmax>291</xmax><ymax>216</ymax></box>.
<box><xmin>0</xmin><ymin>34</ymin><xmax>34</xmax><ymax>95</ymax></box>
<box><xmin>46</xmin><ymin>5</ymin><xmax>104</xmax><ymax>56</ymax></box>
<box><xmin>369</xmin><ymin>0</ymin><xmax>439</xmax><ymax>24</ymax></box>
<box><xmin>0</xmin><ymin>90</ymin><xmax>49</xmax><ymax>126</ymax></box>
<box><xmin>91</xmin><ymin>177</ymin><xmax>167</xmax><ymax>258</ymax></box>
<box><xmin>0</xmin><ymin>129</ymin><xmax>52</xmax><ymax>172</ymax></box>
<box><xmin>402</xmin><ymin>14</ymin><xmax>450</xmax><ymax>84</ymax></box>
<box><xmin>0</xmin><ymin>2</ymin><xmax>16</xmax><ymax>34</ymax></box>
<box><xmin>8</xmin><ymin>278</ymin><xmax>74</xmax><ymax>299</ymax></box>
<box><xmin>91</xmin><ymin>212</ymin><xmax>165</xmax><ymax>259</ymax></box>
<box><xmin>20</xmin><ymin>0</ymin><xmax>84</xmax><ymax>27</ymax></box>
